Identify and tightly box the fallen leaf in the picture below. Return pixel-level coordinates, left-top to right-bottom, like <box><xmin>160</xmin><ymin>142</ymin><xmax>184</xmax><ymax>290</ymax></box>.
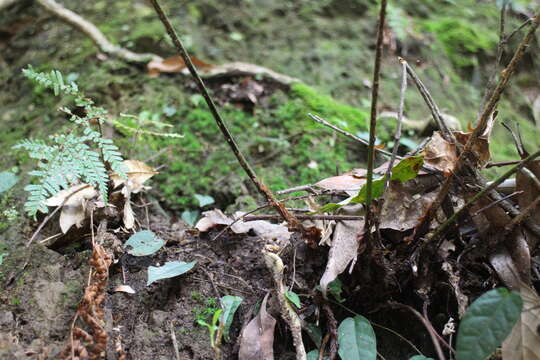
<box><xmin>220</xmin><ymin>295</ymin><xmax>243</xmax><ymax>342</ymax></box>
<box><xmin>147</xmin><ymin>55</ymin><xmax>214</xmax><ymax>77</ymax></box>
<box><xmin>423</xmin><ymin>131</ymin><xmax>457</xmax><ymax>175</ymax></box>
<box><xmin>319</xmin><ymin>204</ymin><xmax>364</xmax><ymax>297</ymax></box>
<box><xmin>239</xmin><ymin>293</ymin><xmax>276</xmax><ymax>360</ymax></box>
<box><xmin>114</xmin><ymin>285</ymin><xmax>136</xmax><ymax>294</ymax></box>
<box><xmin>502</xmin><ymin>286</ymin><xmax>540</xmax><ymax>360</ymax></box>
<box><xmin>195</xmin><ymin>209</ymin><xmax>291</xmax><ymax>244</ymax></box>
<box><xmin>124</xmin><ymin>230</ymin><xmax>165</xmax><ymax>256</ymax></box>
<box><xmin>147</xmin><ymin>261</ymin><xmax>196</xmax><ymax>286</ymax></box>
<box><xmin>454</xmin><ymin>132</ymin><xmax>490</xmax><ymax>168</ymax></box>
<box><xmin>45</xmin><ymin>184</ymin><xmax>98</xmax><ymax>233</ymax></box>
<box><xmin>0</xmin><ymin>172</ymin><xmax>18</xmax><ymax>194</ymax></box>
<box><xmin>111</xmin><ymin>159</ymin><xmax>158</xmax><ymax>193</ymax></box>
<box><xmin>123</xmin><ymin>194</ymin><xmax>135</xmax><ymax>230</ymax></box>
<box><xmin>338</xmin><ymin>315</ymin><xmax>377</xmax><ymax>360</ymax></box>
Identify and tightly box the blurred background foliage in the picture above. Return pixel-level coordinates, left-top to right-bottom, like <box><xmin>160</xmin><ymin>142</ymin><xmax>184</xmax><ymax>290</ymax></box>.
<box><xmin>0</xmin><ymin>0</ymin><xmax>538</xmax><ymax>213</ymax></box>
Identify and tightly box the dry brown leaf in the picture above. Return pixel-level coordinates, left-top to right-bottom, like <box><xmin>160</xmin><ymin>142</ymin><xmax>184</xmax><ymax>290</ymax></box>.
<box><xmin>45</xmin><ymin>184</ymin><xmax>98</xmax><ymax>233</ymax></box>
<box><xmin>314</xmin><ymin>174</ymin><xmax>365</xmax><ymax>192</ymax></box>
<box><xmin>454</xmin><ymin>131</ymin><xmax>490</xmax><ymax>168</ymax></box>
<box><xmin>123</xmin><ymin>196</ymin><xmax>135</xmax><ymax>230</ymax></box>
<box><xmin>516</xmin><ymin>161</ymin><xmax>540</xmax><ymax>228</ymax></box>
<box><xmin>147</xmin><ymin>56</ymin><xmax>214</xmax><ymax>77</ymax></box>
<box><xmin>238</xmin><ymin>293</ymin><xmax>276</xmax><ymax>360</ymax></box>
<box><xmin>319</xmin><ymin>204</ymin><xmax>364</xmax><ymax>297</ymax></box>
<box><xmin>423</xmin><ymin>131</ymin><xmax>458</xmax><ymax>175</ymax></box>
<box><xmin>379</xmin><ymin>182</ymin><xmax>439</xmax><ymax>231</ymax></box>
<box><xmin>111</xmin><ymin>160</ymin><xmax>158</xmax><ymax>193</ymax></box>
<box><xmin>195</xmin><ymin>210</ymin><xmax>291</xmax><ymax>244</ymax></box>
<box><xmin>502</xmin><ymin>286</ymin><xmax>540</xmax><ymax>360</ymax></box>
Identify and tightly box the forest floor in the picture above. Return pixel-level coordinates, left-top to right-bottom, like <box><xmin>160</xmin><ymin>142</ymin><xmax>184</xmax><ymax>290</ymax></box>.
<box><xmin>0</xmin><ymin>1</ymin><xmax>539</xmax><ymax>359</ymax></box>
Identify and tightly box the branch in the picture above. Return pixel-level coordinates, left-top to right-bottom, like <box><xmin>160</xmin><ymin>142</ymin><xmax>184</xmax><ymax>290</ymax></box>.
<box><xmin>364</xmin><ymin>0</ymin><xmax>387</xmax><ymax>241</ymax></box>
<box><xmin>429</xmin><ymin>149</ymin><xmax>540</xmax><ymax>242</ymax></box>
<box><xmin>36</xmin><ymin>0</ymin><xmax>161</xmax><ymax>63</ymax></box>
<box><xmin>149</xmin><ymin>0</ymin><xmax>309</xmax><ymax>238</ymax></box>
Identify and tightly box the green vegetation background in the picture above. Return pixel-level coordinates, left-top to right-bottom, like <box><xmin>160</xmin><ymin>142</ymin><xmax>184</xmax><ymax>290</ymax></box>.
<box><xmin>0</xmin><ymin>0</ymin><xmax>538</xmax><ymax>213</ymax></box>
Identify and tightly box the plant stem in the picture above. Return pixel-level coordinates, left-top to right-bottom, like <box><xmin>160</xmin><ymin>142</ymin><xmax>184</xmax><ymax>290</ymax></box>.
<box><xmin>149</xmin><ymin>0</ymin><xmax>305</xmax><ymax>235</ymax></box>
<box><xmin>429</xmin><ymin>149</ymin><xmax>540</xmax><ymax>242</ymax></box>
<box><xmin>364</xmin><ymin>0</ymin><xmax>387</xmax><ymax>241</ymax></box>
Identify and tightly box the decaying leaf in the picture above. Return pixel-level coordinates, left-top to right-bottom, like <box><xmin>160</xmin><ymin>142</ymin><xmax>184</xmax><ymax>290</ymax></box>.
<box><xmin>379</xmin><ymin>181</ymin><xmax>439</xmax><ymax>231</ymax></box>
<box><xmin>111</xmin><ymin>160</ymin><xmax>158</xmax><ymax>193</ymax></box>
<box><xmin>454</xmin><ymin>131</ymin><xmax>490</xmax><ymax>168</ymax></box>
<box><xmin>238</xmin><ymin>293</ymin><xmax>276</xmax><ymax>360</ymax></box>
<box><xmin>195</xmin><ymin>209</ymin><xmax>291</xmax><ymax>244</ymax></box>
<box><xmin>45</xmin><ymin>184</ymin><xmax>98</xmax><ymax>233</ymax></box>
<box><xmin>315</xmin><ymin>173</ymin><xmax>365</xmax><ymax>193</ymax></box>
<box><xmin>147</xmin><ymin>56</ymin><xmax>214</xmax><ymax>77</ymax></box>
<box><xmin>502</xmin><ymin>286</ymin><xmax>540</xmax><ymax>360</ymax></box>
<box><xmin>319</xmin><ymin>204</ymin><xmax>364</xmax><ymax>297</ymax></box>
<box><xmin>423</xmin><ymin>132</ymin><xmax>458</xmax><ymax>175</ymax></box>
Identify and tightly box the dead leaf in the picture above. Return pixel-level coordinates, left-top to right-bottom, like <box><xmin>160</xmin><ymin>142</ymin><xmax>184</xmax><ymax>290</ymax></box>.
<box><xmin>379</xmin><ymin>182</ymin><xmax>440</xmax><ymax>231</ymax></box>
<box><xmin>239</xmin><ymin>293</ymin><xmax>276</xmax><ymax>360</ymax></box>
<box><xmin>319</xmin><ymin>204</ymin><xmax>364</xmax><ymax>297</ymax></box>
<box><xmin>315</xmin><ymin>174</ymin><xmax>365</xmax><ymax>192</ymax></box>
<box><xmin>195</xmin><ymin>209</ymin><xmax>291</xmax><ymax>244</ymax></box>
<box><xmin>114</xmin><ymin>285</ymin><xmax>136</xmax><ymax>294</ymax></box>
<box><xmin>123</xmin><ymin>195</ymin><xmax>135</xmax><ymax>230</ymax></box>
<box><xmin>147</xmin><ymin>56</ymin><xmax>214</xmax><ymax>77</ymax></box>
<box><xmin>454</xmin><ymin>131</ymin><xmax>490</xmax><ymax>168</ymax></box>
<box><xmin>423</xmin><ymin>132</ymin><xmax>458</xmax><ymax>175</ymax></box>
<box><xmin>111</xmin><ymin>160</ymin><xmax>158</xmax><ymax>193</ymax></box>
<box><xmin>516</xmin><ymin>162</ymin><xmax>540</xmax><ymax>231</ymax></box>
<box><xmin>45</xmin><ymin>184</ymin><xmax>98</xmax><ymax>233</ymax></box>
<box><xmin>502</xmin><ymin>286</ymin><xmax>540</xmax><ymax>360</ymax></box>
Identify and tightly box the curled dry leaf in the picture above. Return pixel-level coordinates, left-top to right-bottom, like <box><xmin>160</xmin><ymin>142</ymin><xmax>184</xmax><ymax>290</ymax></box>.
<box><xmin>502</xmin><ymin>286</ymin><xmax>540</xmax><ymax>360</ymax></box>
<box><xmin>195</xmin><ymin>209</ymin><xmax>291</xmax><ymax>244</ymax></box>
<box><xmin>319</xmin><ymin>204</ymin><xmax>364</xmax><ymax>298</ymax></box>
<box><xmin>423</xmin><ymin>132</ymin><xmax>458</xmax><ymax>175</ymax></box>
<box><xmin>453</xmin><ymin>131</ymin><xmax>490</xmax><ymax>168</ymax></box>
<box><xmin>238</xmin><ymin>293</ymin><xmax>276</xmax><ymax>360</ymax></box>
<box><xmin>45</xmin><ymin>184</ymin><xmax>98</xmax><ymax>233</ymax></box>
<box><xmin>516</xmin><ymin>160</ymin><xmax>540</xmax><ymax>236</ymax></box>
<box><xmin>147</xmin><ymin>55</ymin><xmax>214</xmax><ymax>77</ymax></box>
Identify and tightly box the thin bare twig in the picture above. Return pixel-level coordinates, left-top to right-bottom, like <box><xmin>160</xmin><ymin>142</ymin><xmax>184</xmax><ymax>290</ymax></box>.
<box><xmin>245</xmin><ymin>214</ymin><xmax>363</xmax><ymax>221</ymax></box>
<box><xmin>505</xmin><ymin>195</ymin><xmax>540</xmax><ymax>233</ymax></box>
<box><xmin>308</xmin><ymin>113</ymin><xmax>397</xmax><ymax>159</ymax></box>
<box><xmin>364</xmin><ymin>0</ymin><xmax>387</xmax><ymax>242</ymax></box>
<box><xmin>36</xmin><ymin>0</ymin><xmax>160</xmax><ymax>62</ymax></box>
<box><xmin>429</xmin><ymin>149</ymin><xmax>540</xmax><ymax>242</ymax></box>
<box><xmin>471</xmin><ymin>191</ymin><xmax>522</xmax><ymax>216</ymax></box>
<box><xmin>384</xmin><ymin>58</ymin><xmax>408</xmax><ymax>186</ymax></box>
<box><xmin>149</xmin><ymin>0</ymin><xmax>307</xmax><ymax>237</ymax></box>
<box><xmin>322</xmin><ymin>303</ymin><xmax>338</xmax><ymax>360</ymax></box>
<box><xmin>414</xmin><ymin>12</ymin><xmax>540</xmax><ymax>240</ymax></box>
<box><xmin>506</xmin><ymin>16</ymin><xmax>535</xmax><ymax>42</ymax></box>
<box><xmin>486</xmin><ymin>159</ymin><xmax>540</xmax><ymax>168</ymax></box>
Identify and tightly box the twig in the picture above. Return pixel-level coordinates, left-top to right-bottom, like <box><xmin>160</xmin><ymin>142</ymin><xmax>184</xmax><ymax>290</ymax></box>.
<box><xmin>471</xmin><ymin>191</ymin><xmax>522</xmax><ymax>216</ymax></box>
<box><xmin>429</xmin><ymin>150</ymin><xmax>540</xmax><ymax>242</ymax></box>
<box><xmin>506</xmin><ymin>16</ymin><xmax>535</xmax><ymax>42</ymax></box>
<box><xmin>322</xmin><ymin>303</ymin><xmax>338</xmax><ymax>360</ymax></box>
<box><xmin>505</xmin><ymin>195</ymin><xmax>540</xmax><ymax>233</ymax></box>
<box><xmin>245</xmin><ymin>214</ymin><xmax>363</xmax><ymax>221</ymax></box>
<box><xmin>364</xmin><ymin>0</ymin><xmax>387</xmax><ymax>242</ymax></box>
<box><xmin>390</xmin><ymin>302</ymin><xmax>446</xmax><ymax>360</ymax></box>
<box><xmin>149</xmin><ymin>0</ymin><xmax>307</xmax><ymax>237</ymax></box>
<box><xmin>277</xmin><ymin>183</ymin><xmax>316</xmax><ymax>195</ymax></box>
<box><xmin>36</xmin><ymin>0</ymin><xmax>160</xmax><ymax>62</ymax></box>
<box><xmin>521</xmin><ymin>167</ymin><xmax>540</xmax><ymax>188</ymax></box>
<box><xmin>263</xmin><ymin>251</ymin><xmax>307</xmax><ymax>360</ymax></box>
<box><xmin>486</xmin><ymin>159</ymin><xmax>540</xmax><ymax>168</ymax></box>
<box><xmin>169</xmin><ymin>322</ymin><xmax>181</xmax><ymax>360</ymax></box>
<box><xmin>404</xmin><ymin>62</ymin><xmax>455</xmax><ymax>142</ymax></box>
<box><xmin>308</xmin><ymin>114</ymin><xmax>397</xmax><ymax>159</ymax></box>
<box><xmin>27</xmin><ymin>184</ymin><xmax>91</xmax><ymax>247</ymax></box>
<box><xmin>414</xmin><ymin>13</ymin><xmax>540</xmax><ymax>239</ymax></box>
<box><xmin>384</xmin><ymin>58</ymin><xmax>408</xmax><ymax>186</ymax></box>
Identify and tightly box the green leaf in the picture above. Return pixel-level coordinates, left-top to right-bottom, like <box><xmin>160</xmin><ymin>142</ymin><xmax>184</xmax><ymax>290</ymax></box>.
<box><xmin>220</xmin><ymin>295</ymin><xmax>243</xmax><ymax>341</ymax></box>
<box><xmin>194</xmin><ymin>194</ymin><xmax>215</xmax><ymax>208</ymax></box>
<box><xmin>181</xmin><ymin>210</ymin><xmax>200</xmax><ymax>226</ymax></box>
<box><xmin>328</xmin><ymin>278</ymin><xmax>345</xmax><ymax>303</ymax></box>
<box><xmin>456</xmin><ymin>288</ymin><xmax>523</xmax><ymax>360</ymax></box>
<box><xmin>147</xmin><ymin>261</ymin><xmax>197</xmax><ymax>286</ymax></box>
<box><xmin>390</xmin><ymin>155</ymin><xmax>423</xmax><ymax>182</ymax></box>
<box><xmin>0</xmin><ymin>253</ymin><xmax>7</xmax><ymax>266</ymax></box>
<box><xmin>307</xmin><ymin>350</ymin><xmax>319</xmax><ymax>360</ymax></box>
<box><xmin>338</xmin><ymin>315</ymin><xmax>377</xmax><ymax>360</ymax></box>
<box><xmin>409</xmin><ymin>356</ymin><xmax>435</xmax><ymax>360</ymax></box>
<box><xmin>285</xmin><ymin>290</ymin><xmax>301</xmax><ymax>309</ymax></box>
<box><xmin>0</xmin><ymin>172</ymin><xmax>18</xmax><ymax>194</ymax></box>
<box><xmin>124</xmin><ymin>230</ymin><xmax>165</xmax><ymax>256</ymax></box>
<box><xmin>318</xmin><ymin>156</ymin><xmax>423</xmax><ymax>213</ymax></box>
